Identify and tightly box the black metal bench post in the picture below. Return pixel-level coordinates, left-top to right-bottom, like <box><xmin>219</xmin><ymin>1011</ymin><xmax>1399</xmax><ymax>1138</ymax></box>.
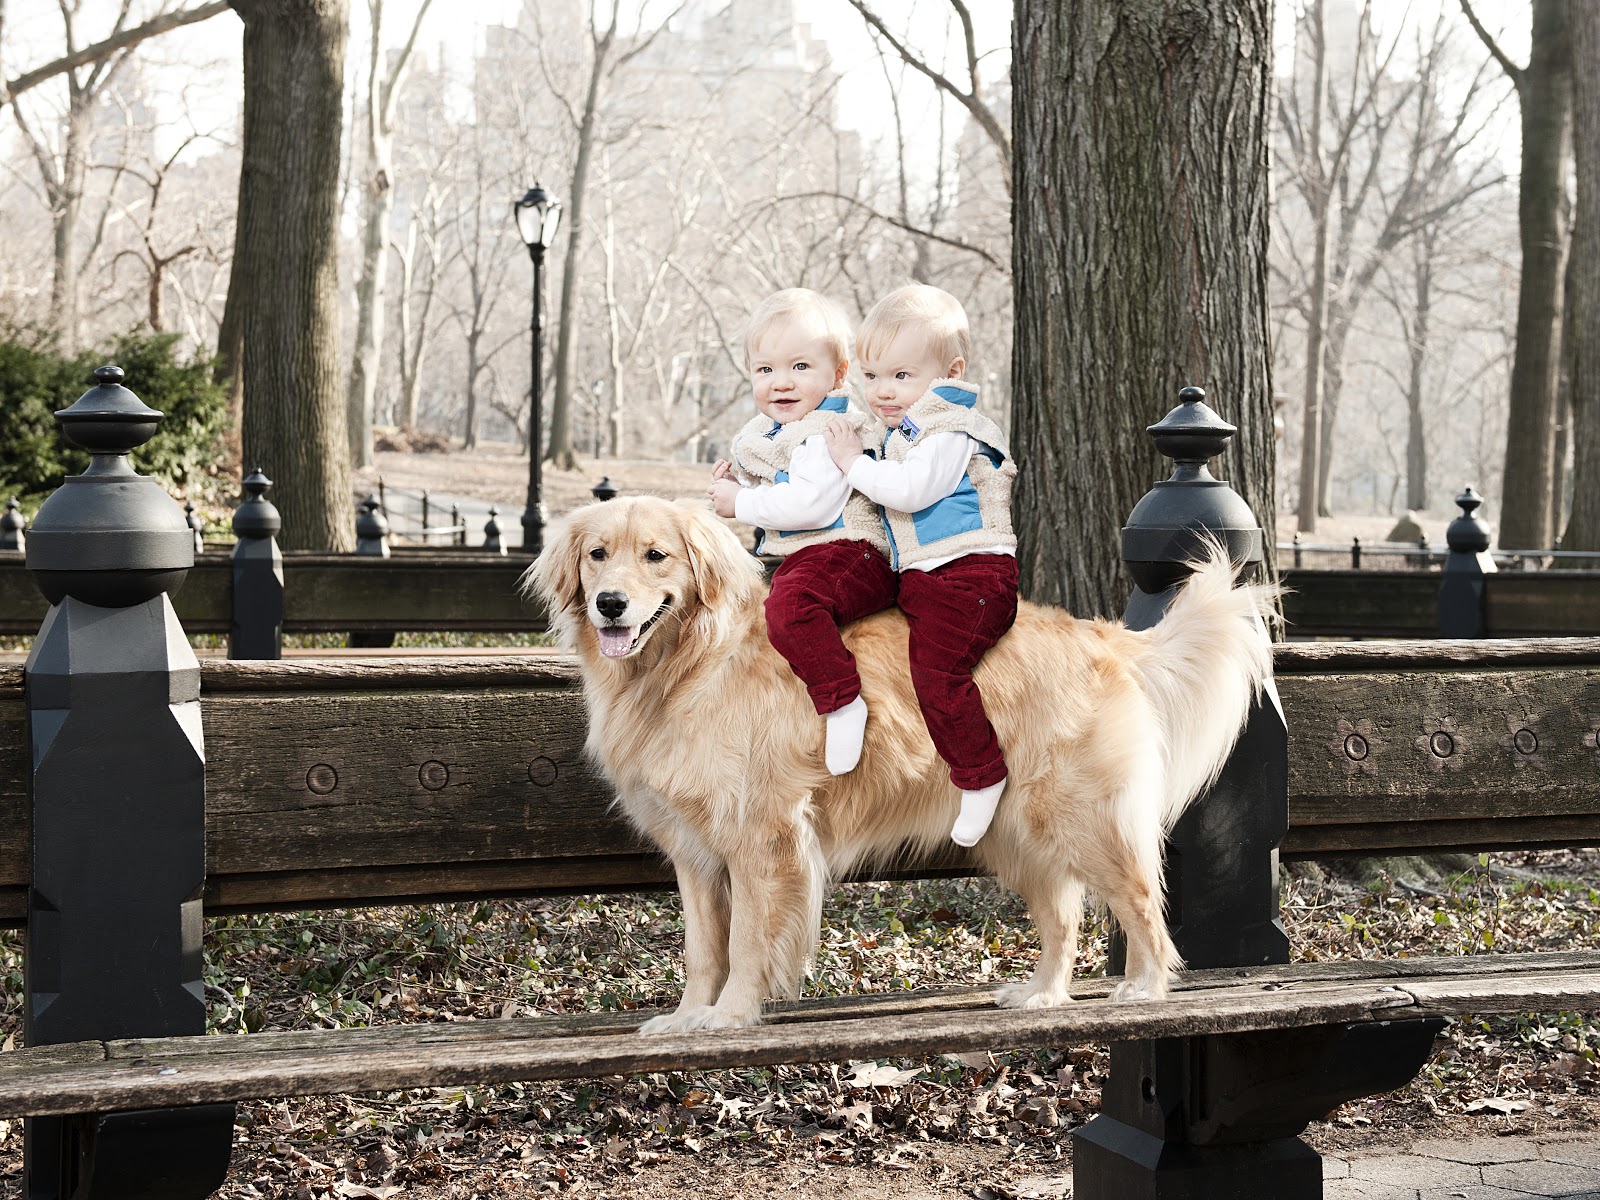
<box><xmin>348</xmin><ymin>495</ymin><xmax>399</xmax><ymax>649</ymax></box>
<box><xmin>1438</xmin><ymin>486</ymin><xmax>1495</xmax><ymax>638</ymax></box>
<box><xmin>1074</xmin><ymin>387</ymin><xmax>1440</xmax><ymax>1199</ymax></box>
<box><xmin>21</xmin><ymin>366</ymin><xmax>234</xmax><ymax>1199</ymax></box>
<box><xmin>229</xmin><ymin>469</ymin><xmax>283</xmax><ymax>660</ymax></box>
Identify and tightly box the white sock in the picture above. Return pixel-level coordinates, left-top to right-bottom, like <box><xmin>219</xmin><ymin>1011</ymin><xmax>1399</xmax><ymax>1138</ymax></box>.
<box><xmin>951</xmin><ymin>778</ymin><xmax>1007</xmax><ymax>846</ymax></box>
<box><xmin>824</xmin><ymin>696</ymin><xmax>869</xmax><ymax>775</ymax></box>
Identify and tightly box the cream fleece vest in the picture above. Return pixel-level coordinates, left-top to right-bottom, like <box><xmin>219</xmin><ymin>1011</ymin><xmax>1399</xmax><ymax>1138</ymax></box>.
<box><xmin>731</xmin><ymin>393</ymin><xmax>890</xmax><ymax>557</ymax></box>
<box><xmin>877</xmin><ymin>382</ymin><xmax>1016</xmax><ymax>569</ymax></box>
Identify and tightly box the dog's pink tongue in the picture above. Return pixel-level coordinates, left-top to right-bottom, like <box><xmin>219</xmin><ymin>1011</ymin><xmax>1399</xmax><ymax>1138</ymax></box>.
<box><xmin>598</xmin><ymin>626</ymin><xmax>635</xmax><ymax>658</ymax></box>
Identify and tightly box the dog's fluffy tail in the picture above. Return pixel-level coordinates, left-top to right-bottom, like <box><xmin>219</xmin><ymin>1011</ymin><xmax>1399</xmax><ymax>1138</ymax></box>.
<box><xmin>1132</xmin><ymin>540</ymin><xmax>1279</xmax><ymax>832</ymax></box>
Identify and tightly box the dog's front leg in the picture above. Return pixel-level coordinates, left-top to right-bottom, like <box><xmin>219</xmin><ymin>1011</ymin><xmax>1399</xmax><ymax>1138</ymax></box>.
<box><xmin>638</xmin><ymin>860</ymin><xmax>731</xmax><ymax>1035</ymax></box>
<box><xmin>696</xmin><ymin>823</ymin><xmax>822</xmax><ymax>1030</ymax></box>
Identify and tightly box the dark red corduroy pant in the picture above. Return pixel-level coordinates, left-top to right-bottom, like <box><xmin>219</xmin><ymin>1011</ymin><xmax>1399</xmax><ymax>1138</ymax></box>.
<box><xmin>898</xmin><ymin>554</ymin><xmax>1018</xmax><ymax>790</ymax></box>
<box><xmin>764</xmin><ymin>539</ymin><xmax>900</xmax><ymax>714</ymax></box>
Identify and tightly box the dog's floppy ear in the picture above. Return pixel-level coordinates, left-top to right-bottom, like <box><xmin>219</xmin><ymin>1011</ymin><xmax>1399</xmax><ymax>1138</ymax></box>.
<box><xmin>674</xmin><ymin>500</ymin><xmax>764</xmax><ymax>628</ymax></box>
<box><xmin>520</xmin><ymin>509</ymin><xmax>588</xmax><ymax>642</ymax></box>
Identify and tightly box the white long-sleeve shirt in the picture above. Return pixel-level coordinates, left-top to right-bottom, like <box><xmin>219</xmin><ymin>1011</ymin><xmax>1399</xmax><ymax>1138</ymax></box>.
<box><xmin>733</xmin><ymin>434</ymin><xmax>851</xmax><ymax>531</ymax></box>
<box><xmin>846</xmin><ymin>431</ymin><xmax>1014</xmax><ymax>572</ymax></box>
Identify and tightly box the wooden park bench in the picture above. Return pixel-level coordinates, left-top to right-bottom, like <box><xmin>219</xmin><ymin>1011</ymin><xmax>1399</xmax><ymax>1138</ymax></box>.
<box><xmin>3</xmin><ymin>369</ymin><xmax>1598</xmax><ymax>1199</ymax></box>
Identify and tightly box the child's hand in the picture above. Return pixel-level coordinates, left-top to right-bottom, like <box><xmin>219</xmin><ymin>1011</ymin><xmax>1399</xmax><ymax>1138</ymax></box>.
<box><xmin>823</xmin><ymin>418</ymin><xmax>865</xmax><ymax>473</ymax></box>
<box><xmin>711</xmin><ymin>459</ymin><xmax>734</xmax><ymax>482</ymax></box>
<box><xmin>708</xmin><ymin>478</ymin><xmax>741</xmax><ymax>518</ymax></box>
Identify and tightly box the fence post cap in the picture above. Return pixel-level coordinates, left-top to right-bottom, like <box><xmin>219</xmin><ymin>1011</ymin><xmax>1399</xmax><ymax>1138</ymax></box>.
<box><xmin>591</xmin><ymin>476</ymin><xmax>619</xmax><ymax>501</ymax></box>
<box><xmin>1122</xmin><ymin>386</ymin><xmax>1262</xmax><ymax>605</ymax></box>
<box><xmin>25</xmin><ymin>365</ymin><xmax>193</xmax><ymax>606</ymax></box>
<box><xmin>1446</xmin><ymin>486</ymin><xmax>1491</xmax><ymax>555</ymax></box>
<box><xmin>232</xmin><ymin>469</ymin><xmax>281</xmax><ymax>540</ymax></box>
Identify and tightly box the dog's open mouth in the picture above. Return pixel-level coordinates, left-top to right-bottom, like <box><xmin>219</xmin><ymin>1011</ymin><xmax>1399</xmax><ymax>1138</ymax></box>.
<box><xmin>596</xmin><ymin>600</ymin><xmax>671</xmax><ymax>659</ymax></box>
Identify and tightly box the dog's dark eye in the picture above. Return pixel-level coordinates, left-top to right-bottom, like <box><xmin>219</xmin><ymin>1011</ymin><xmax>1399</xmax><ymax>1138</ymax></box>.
<box><xmin>645</xmin><ymin>548</ymin><xmax>668</xmax><ymax>562</ymax></box>
<box><xmin>589</xmin><ymin>547</ymin><xmax>608</xmax><ymax>561</ymax></box>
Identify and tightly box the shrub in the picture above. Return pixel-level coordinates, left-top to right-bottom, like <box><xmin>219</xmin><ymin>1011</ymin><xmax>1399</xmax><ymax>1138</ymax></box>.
<box><xmin>0</xmin><ymin>327</ymin><xmax>229</xmax><ymax>510</ymax></box>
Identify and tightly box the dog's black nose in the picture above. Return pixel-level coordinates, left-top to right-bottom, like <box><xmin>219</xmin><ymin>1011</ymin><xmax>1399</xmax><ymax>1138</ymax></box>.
<box><xmin>595</xmin><ymin>591</ymin><xmax>629</xmax><ymax>621</ymax></box>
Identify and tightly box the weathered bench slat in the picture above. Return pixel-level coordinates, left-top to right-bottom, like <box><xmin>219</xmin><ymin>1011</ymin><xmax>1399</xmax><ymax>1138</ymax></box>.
<box><xmin>3</xmin><ymin>952</ymin><xmax>1598</xmax><ymax>1119</ymax></box>
<box><xmin>0</xmin><ymin>982</ymin><xmax>1416</xmax><ymax>1118</ymax></box>
<box><xmin>2</xmin><ymin>644</ymin><xmax>1600</xmax><ymax>922</ymax></box>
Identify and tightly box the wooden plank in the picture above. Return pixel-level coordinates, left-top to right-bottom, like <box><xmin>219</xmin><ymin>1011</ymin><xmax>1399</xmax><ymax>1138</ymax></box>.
<box><xmin>1486</xmin><ymin>573</ymin><xmax>1600</xmax><ymax>637</ymax></box>
<box><xmin>3</xmin><ymin>648</ymin><xmax>1600</xmax><ymax>917</ymax></box>
<box><xmin>1281</xmin><ymin>667</ymin><xmax>1600</xmax><ymax>829</ymax></box>
<box><xmin>0</xmin><ymin>981</ymin><xmax>1417</xmax><ymax>1117</ymax></box>
<box><xmin>1405</xmin><ymin>969</ymin><xmax>1600</xmax><ymax>1016</ymax></box>
<box><xmin>280</xmin><ymin>556</ymin><xmax>544</xmax><ymax>633</ymax></box>
<box><xmin>1274</xmin><ymin>638</ymin><xmax>1600</xmax><ymax>670</ymax></box>
<box><xmin>1280</xmin><ymin>570</ymin><xmax>1440</xmax><ymax>638</ymax></box>
<box><xmin>1283</xmin><ymin>814</ymin><xmax>1600</xmax><ymax>858</ymax></box>
<box><xmin>0</xmin><ymin>555</ymin><xmax>547</xmax><ymax>636</ymax></box>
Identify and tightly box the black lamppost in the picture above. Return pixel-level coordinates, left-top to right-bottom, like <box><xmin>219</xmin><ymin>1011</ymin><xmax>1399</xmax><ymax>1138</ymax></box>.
<box><xmin>513</xmin><ymin>184</ymin><xmax>563</xmax><ymax>554</ymax></box>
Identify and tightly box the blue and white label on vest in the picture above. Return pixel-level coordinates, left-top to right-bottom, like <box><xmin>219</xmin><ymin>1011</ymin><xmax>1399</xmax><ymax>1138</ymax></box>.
<box><xmin>765</xmin><ymin>422</ymin><xmax>782</xmax><ymax>438</ymax></box>
<box><xmin>898</xmin><ymin>416</ymin><xmax>921</xmax><ymax>439</ymax></box>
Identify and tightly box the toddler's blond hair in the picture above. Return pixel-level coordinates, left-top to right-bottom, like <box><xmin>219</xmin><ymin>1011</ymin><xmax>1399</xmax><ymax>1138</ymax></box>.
<box><xmin>857</xmin><ymin>284</ymin><xmax>970</xmax><ymax>367</ymax></box>
<box><xmin>742</xmin><ymin>289</ymin><xmax>853</xmax><ymax>373</ymax></box>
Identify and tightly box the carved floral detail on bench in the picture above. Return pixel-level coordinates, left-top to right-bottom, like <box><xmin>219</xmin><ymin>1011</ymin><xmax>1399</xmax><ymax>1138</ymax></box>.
<box><xmin>1502</xmin><ymin>712</ymin><xmax>1547</xmax><ymax>772</ymax></box>
<box><xmin>1330</xmin><ymin>717</ymin><xmax>1384</xmax><ymax>777</ymax></box>
<box><xmin>1415</xmin><ymin>715</ymin><xmax>1464</xmax><ymax>773</ymax></box>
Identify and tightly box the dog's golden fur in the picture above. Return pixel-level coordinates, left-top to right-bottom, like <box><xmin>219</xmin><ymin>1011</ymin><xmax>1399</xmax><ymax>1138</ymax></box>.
<box><xmin>526</xmin><ymin>496</ymin><xmax>1276</xmax><ymax>1033</ymax></box>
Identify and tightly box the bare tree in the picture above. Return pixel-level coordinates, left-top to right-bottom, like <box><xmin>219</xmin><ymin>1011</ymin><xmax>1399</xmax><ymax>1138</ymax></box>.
<box><xmin>534</xmin><ymin>0</ymin><xmax>686</xmax><ymax>470</ymax></box>
<box><xmin>1459</xmin><ymin>0</ymin><xmax>1572</xmax><ymax>550</ymax></box>
<box><xmin>437</xmin><ymin>119</ymin><xmax>520</xmax><ymax>450</ymax></box>
<box><xmin>1276</xmin><ymin>6</ymin><xmax>1506</xmax><ymax>525</ymax></box>
<box><xmin>8</xmin><ymin>1</ymin><xmax>155</xmax><ymax>344</ymax></box>
<box><xmin>1563</xmin><ymin>1</ymin><xmax>1600</xmax><ymax>553</ymax></box>
<box><xmin>345</xmin><ymin>0</ymin><xmax>433</xmax><ymax>469</ymax></box>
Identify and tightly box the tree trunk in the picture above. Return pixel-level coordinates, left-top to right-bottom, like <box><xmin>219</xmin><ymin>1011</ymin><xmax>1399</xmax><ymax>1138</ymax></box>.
<box><xmin>1566</xmin><ymin>0</ymin><xmax>1600</xmax><ymax>553</ymax></box>
<box><xmin>346</xmin><ymin>128</ymin><xmax>392</xmax><ymax>469</ymax></box>
<box><xmin>231</xmin><ymin>0</ymin><xmax>354</xmax><ymax>552</ymax></box>
<box><xmin>46</xmin><ymin>95</ymin><xmax>90</xmax><ymax>345</ymax></box>
<box><xmin>463</xmin><ymin>332</ymin><xmax>480</xmax><ymax>450</ymax></box>
<box><xmin>1012</xmin><ymin>0</ymin><xmax>1275</xmax><ymax>617</ymax></box>
<box><xmin>1498</xmin><ymin>0</ymin><xmax>1571</xmax><ymax>551</ymax></box>
<box><xmin>1294</xmin><ymin>0</ymin><xmax>1330</xmax><ymax>534</ymax></box>
<box><xmin>1405</xmin><ymin>232</ymin><xmax>1434</xmax><ymax>513</ymax></box>
<box><xmin>546</xmin><ymin>33</ymin><xmax>611</xmax><ymax>472</ymax></box>
<box><xmin>346</xmin><ymin>0</ymin><xmax>429</xmax><ymax>467</ymax></box>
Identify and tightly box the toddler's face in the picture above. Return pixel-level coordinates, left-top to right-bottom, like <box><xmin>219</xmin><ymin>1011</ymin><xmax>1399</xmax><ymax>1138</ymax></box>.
<box><xmin>859</xmin><ymin>327</ymin><xmax>964</xmax><ymax>425</ymax></box>
<box><xmin>749</xmin><ymin>315</ymin><xmax>846</xmax><ymax>424</ymax></box>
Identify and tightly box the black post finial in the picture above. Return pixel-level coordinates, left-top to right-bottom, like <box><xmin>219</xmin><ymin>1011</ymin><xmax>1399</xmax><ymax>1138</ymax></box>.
<box><xmin>356</xmin><ymin>493</ymin><xmax>391</xmax><ymax>558</ymax></box>
<box><xmin>25</xmin><ymin>365</ymin><xmax>193</xmax><ymax>607</ymax></box>
<box><xmin>0</xmin><ymin>498</ymin><xmax>24</xmax><ymax>552</ymax></box>
<box><xmin>591</xmin><ymin>476</ymin><xmax>619</xmax><ymax>502</ymax></box>
<box><xmin>1121</xmin><ymin>386</ymin><xmax>1261</xmax><ymax>625</ymax></box>
<box><xmin>1446</xmin><ymin>486</ymin><xmax>1491</xmax><ymax>555</ymax></box>
<box><xmin>484</xmin><ymin>505</ymin><xmax>506</xmax><ymax>555</ymax></box>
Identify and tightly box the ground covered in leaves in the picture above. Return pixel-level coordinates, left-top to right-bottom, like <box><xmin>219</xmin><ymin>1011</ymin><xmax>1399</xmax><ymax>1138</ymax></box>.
<box><xmin>0</xmin><ymin>851</ymin><xmax>1597</xmax><ymax>1198</ymax></box>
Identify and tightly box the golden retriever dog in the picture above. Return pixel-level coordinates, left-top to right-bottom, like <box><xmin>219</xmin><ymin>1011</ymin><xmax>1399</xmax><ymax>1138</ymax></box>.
<box><xmin>525</xmin><ymin>496</ymin><xmax>1275</xmax><ymax>1034</ymax></box>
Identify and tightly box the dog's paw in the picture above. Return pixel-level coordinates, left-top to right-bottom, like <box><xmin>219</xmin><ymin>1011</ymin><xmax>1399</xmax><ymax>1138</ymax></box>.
<box><xmin>680</xmin><ymin>1004</ymin><xmax>761</xmax><ymax>1031</ymax></box>
<box><xmin>994</xmin><ymin>981</ymin><xmax>1072</xmax><ymax>1010</ymax></box>
<box><xmin>637</xmin><ymin>1005</ymin><xmax>716</xmax><ymax>1035</ymax></box>
<box><xmin>1108</xmin><ymin>979</ymin><xmax>1165</xmax><ymax>1003</ymax></box>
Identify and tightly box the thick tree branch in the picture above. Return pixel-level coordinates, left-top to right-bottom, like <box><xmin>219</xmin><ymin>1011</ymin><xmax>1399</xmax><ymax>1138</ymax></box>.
<box><xmin>3</xmin><ymin>0</ymin><xmax>231</xmax><ymax>106</ymax></box>
<box><xmin>773</xmin><ymin>189</ymin><xmax>1005</xmax><ymax>269</ymax></box>
<box><xmin>1457</xmin><ymin>0</ymin><xmax>1525</xmax><ymax>91</ymax></box>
